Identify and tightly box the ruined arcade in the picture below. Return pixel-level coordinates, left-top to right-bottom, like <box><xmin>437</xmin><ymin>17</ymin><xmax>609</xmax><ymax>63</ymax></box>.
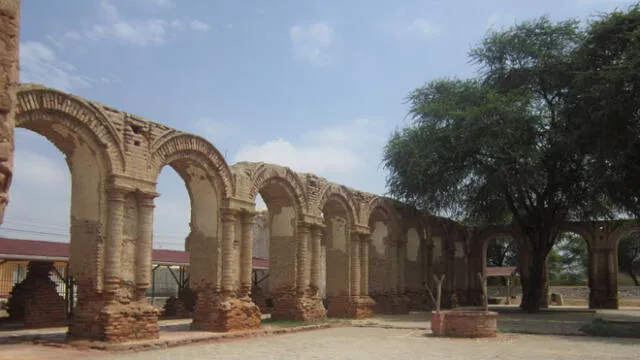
<box><xmin>0</xmin><ymin>0</ymin><xmax>636</xmax><ymax>345</ymax></box>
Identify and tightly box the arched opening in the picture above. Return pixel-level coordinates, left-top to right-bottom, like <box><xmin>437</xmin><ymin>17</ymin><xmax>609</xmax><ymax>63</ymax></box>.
<box><xmin>548</xmin><ymin>231</ymin><xmax>590</xmax><ymax>307</ymax></box>
<box><xmin>0</xmin><ymin>129</ymin><xmax>72</xmax><ymax>325</ymax></box>
<box><xmin>255</xmin><ymin>178</ymin><xmax>300</xmax><ymax>320</ymax></box>
<box><xmin>148</xmin><ymin>167</ymin><xmax>192</xmax><ymax>314</ymax></box>
<box><xmin>482</xmin><ymin>235</ymin><xmax>518</xmax><ymax>306</ymax></box>
<box><xmin>150</xmin><ymin>134</ymin><xmax>228</xmax><ymax>330</ymax></box>
<box><xmin>616</xmin><ymin>230</ymin><xmax>640</xmax><ymax>307</ymax></box>
<box><xmin>4</xmin><ymin>97</ymin><xmax>112</xmax><ymax>334</ymax></box>
<box><xmin>251</xmin><ymin>194</ymin><xmax>269</xmax><ymax>310</ymax></box>
<box><xmin>323</xmin><ymin>194</ymin><xmax>352</xmax><ymax>317</ymax></box>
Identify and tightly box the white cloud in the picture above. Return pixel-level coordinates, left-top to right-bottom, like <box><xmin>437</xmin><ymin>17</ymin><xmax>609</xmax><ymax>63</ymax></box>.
<box><xmin>289</xmin><ymin>21</ymin><xmax>335</xmax><ymax>67</ymax></box>
<box><xmin>51</xmin><ymin>0</ymin><xmax>210</xmax><ymax>47</ymax></box>
<box><xmin>191</xmin><ymin>117</ymin><xmax>236</xmax><ymax>142</ymax></box>
<box><xmin>12</xmin><ymin>149</ymin><xmax>68</xmax><ymax>189</ymax></box>
<box><xmin>384</xmin><ymin>9</ymin><xmax>441</xmax><ymax>40</ymax></box>
<box><xmin>20</xmin><ymin>41</ymin><xmax>93</xmax><ymax>91</ymax></box>
<box><xmin>485</xmin><ymin>11</ymin><xmax>518</xmax><ymax>32</ymax></box>
<box><xmin>144</xmin><ymin>0</ymin><xmax>175</xmax><ymax>8</ymax></box>
<box><xmin>233</xmin><ymin>118</ymin><xmax>385</xmax><ymax>176</ymax></box>
<box><xmin>190</xmin><ymin>19</ymin><xmax>211</xmax><ymax>32</ymax></box>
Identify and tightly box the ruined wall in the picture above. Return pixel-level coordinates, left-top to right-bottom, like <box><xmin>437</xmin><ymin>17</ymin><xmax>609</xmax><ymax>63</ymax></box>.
<box><xmin>0</xmin><ymin>0</ymin><xmax>20</xmax><ymax>224</ymax></box>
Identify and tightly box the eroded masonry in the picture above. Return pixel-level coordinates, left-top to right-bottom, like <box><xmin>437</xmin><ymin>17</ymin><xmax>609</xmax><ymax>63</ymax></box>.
<box><xmin>0</xmin><ymin>0</ymin><xmax>636</xmax><ymax>343</ymax></box>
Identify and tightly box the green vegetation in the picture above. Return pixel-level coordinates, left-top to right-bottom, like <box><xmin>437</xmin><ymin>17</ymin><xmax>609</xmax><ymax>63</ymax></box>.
<box><xmin>383</xmin><ymin>4</ymin><xmax>640</xmax><ymax>313</ymax></box>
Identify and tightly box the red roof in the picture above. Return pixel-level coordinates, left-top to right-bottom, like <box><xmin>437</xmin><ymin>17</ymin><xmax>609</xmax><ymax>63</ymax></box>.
<box><xmin>0</xmin><ymin>237</ymin><xmax>269</xmax><ymax>269</ymax></box>
<box><xmin>485</xmin><ymin>266</ymin><xmax>517</xmax><ymax>277</ymax></box>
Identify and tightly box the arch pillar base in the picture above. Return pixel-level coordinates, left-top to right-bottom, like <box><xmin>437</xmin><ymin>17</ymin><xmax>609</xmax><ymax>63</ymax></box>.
<box><xmin>191</xmin><ymin>288</ymin><xmax>261</xmax><ymax>332</ymax></box>
<box><xmin>271</xmin><ymin>289</ymin><xmax>327</xmax><ymax>322</ymax></box>
<box><xmin>68</xmin><ymin>284</ymin><xmax>159</xmax><ymax>343</ymax></box>
<box><xmin>327</xmin><ymin>295</ymin><xmax>375</xmax><ymax>319</ymax></box>
<box><xmin>590</xmin><ymin>288</ymin><xmax>619</xmax><ymax>309</ymax></box>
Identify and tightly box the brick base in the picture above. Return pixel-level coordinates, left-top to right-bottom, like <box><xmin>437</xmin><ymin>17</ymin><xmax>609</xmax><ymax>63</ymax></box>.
<box><xmin>191</xmin><ymin>291</ymin><xmax>261</xmax><ymax>332</ymax></box>
<box><xmin>590</xmin><ymin>289</ymin><xmax>619</xmax><ymax>309</ymax></box>
<box><xmin>271</xmin><ymin>289</ymin><xmax>326</xmax><ymax>321</ymax></box>
<box><xmin>68</xmin><ymin>299</ymin><xmax>160</xmax><ymax>343</ymax></box>
<box><xmin>326</xmin><ymin>296</ymin><xmax>374</xmax><ymax>318</ymax></box>
<box><xmin>370</xmin><ymin>292</ymin><xmax>410</xmax><ymax>314</ymax></box>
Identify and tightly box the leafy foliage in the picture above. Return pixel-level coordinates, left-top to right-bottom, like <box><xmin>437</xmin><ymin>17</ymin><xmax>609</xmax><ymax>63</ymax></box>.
<box><xmin>383</xmin><ymin>6</ymin><xmax>640</xmax><ymax>311</ymax></box>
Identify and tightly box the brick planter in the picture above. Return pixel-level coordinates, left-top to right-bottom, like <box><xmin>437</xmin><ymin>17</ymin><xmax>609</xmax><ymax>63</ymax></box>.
<box><xmin>441</xmin><ymin>309</ymin><xmax>498</xmax><ymax>338</ymax></box>
<box><xmin>430</xmin><ymin>311</ymin><xmax>446</xmax><ymax>336</ymax></box>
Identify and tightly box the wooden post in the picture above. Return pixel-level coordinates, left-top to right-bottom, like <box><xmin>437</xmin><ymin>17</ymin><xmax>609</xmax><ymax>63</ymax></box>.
<box><xmin>506</xmin><ymin>275</ymin><xmax>511</xmax><ymax>305</ymax></box>
<box><xmin>433</xmin><ymin>274</ymin><xmax>446</xmax><ymax>312</ymax></box>
<box><xmin>477</xmin><ymin>272</ymin><xmax>488</xmax><ymax>311</ymax></box>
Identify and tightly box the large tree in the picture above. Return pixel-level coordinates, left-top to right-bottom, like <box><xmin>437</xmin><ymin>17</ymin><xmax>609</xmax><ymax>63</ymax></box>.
<box><xmin>382</xmin><ymin>11</ymin><xmax>640</xmax><ymax>312</ymax></box>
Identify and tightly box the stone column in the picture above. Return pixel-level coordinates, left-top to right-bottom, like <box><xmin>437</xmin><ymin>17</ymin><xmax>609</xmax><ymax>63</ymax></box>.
<box><xmin>104</xmin><ymin>187</ymin><xmax>126</xmax><ymax>294</ymax></box>
<box><xmin>389</xmin><ymin>240</ymin><xmax>398</xmax><ymax>294</ymax></box>
<box><xmin>310</xmin><ymin>226</ymin><xmax>323</xmax><ymax>296</ymax></box>
<box><xmin>239</xmin><ymin>211</ymin><xmax>255</xmax><ymax>298</ymax></box>
<box><xmin>360</xmin><ymin>235</ymin><xmax>370</xmax><ymax>296</ymax></box>
<box><xmin>0</xmin><ymin>0</ymin><xmax>20</xmax><ymax>225</ymax></box>
<box><xmin>135</xmin><ymin>191</ymin><xmax>156</xmax><ymax>298</ymax></box>
<box><xmin>350</xmin><ymin>235</ymin><xmax>361</xmax><ymax>296</ymax></box>
<box><xmin>221</xmin><ymin>208</ymin><xmax>237</xmax><ymax>295</ymax></box>
<box><xmin>297</xmin><ymin>222</ymin><xmax>310</xmax><ymax>294</ymax></box>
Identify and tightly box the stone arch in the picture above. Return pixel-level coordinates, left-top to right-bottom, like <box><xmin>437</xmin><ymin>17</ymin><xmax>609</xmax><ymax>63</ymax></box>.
<box><xmin>245</xmin><ymin>162</ymin><xmax>308</xmax><ymax>215</ymax></box>
<box><xmin>14</xmin><ymin>85</ymin><xmax>122</xmax><ymax>330</ymax></box>
<box><xmin>317</xmin><ymin>183</ymin><xmax>358</xmax><ymax>225</ymax></box>
<box><xmin>149</xmin><ymin>133</ymin><xmax>231</xmax><ymax>295</ymax></box>
<box><xmin>150</xmin><ymin>132</ymin><xmax>233</xmax><ymax>199</ymax></box>
<box><xmin>16</xmin><ymin>84</ymin><xmax>125</xmax><ymax>174</ymax></box>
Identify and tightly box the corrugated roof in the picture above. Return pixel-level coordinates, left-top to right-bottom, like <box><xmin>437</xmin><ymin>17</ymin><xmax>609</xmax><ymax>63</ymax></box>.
<box><xmin>485</xmin><ymin>266</ymin><xmax>517</xmax><ymax>277</ymax></box>
<box><xmin>0</xmin><ymin>237</ymin><xmax>269</xmax><ymax>269</ymax></box>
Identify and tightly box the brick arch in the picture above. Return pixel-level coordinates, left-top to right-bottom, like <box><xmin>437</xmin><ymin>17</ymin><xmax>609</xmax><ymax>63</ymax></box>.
<box><xmin>16</xmin><ymin>84</ymin><xmax>125</xmax><ymax>174</ymax></box>
<box><xmin>366</xmin><ymin>196</ymin><xmax>402</xmax><ymax>234</ymax></box>
<box><xmin>609</xmin><ymin>222</ymin><xmax>640</xmax><ymax>248</ymax></box>
<box><xmin>150</xmin><ymin>132</ymin><xmax>233</xmax><ymax>199</ymax></box>
<box><xmin>472</xmin><ymin>224</ymin><xmax>520</xmax><ymax>254</ymax></box>
<box><xmin>239</xmin><ymin>162</ymin><xmax>308</xmax><ymax>215</ymax></box>
<box><xmin>317</xmin><ymin>183</ymin><xmax>358</xmax><ymax>226</ymax></box>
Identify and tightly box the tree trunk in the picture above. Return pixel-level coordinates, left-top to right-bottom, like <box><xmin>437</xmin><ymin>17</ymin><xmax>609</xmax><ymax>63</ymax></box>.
<box><xmin>518</xmin><ymin>227</ymin><xmax>554</xmax><ymax>313</ymax></box>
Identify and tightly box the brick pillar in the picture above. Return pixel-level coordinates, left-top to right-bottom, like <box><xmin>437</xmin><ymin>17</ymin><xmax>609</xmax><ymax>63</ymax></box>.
<box><xmin>240</xmin><ymin>210</ymin><xmax>255</xmax><ymax>298</ymax></box>
<box><xmin>104</xmin><ymin>187</ymin><xmax>126</xmax><ymax>295</ymax></box>
<box><xmin>350</xmin><ymin>236</ymin><xmax>361</xmax><ymax>296</ymax></box>
<box><xmin>360</xmin><ymin>235</ymin><xmax>370</xmax><ymax>296</ymax></box>
<box><xmin>135</xmin><ymin>191</ymin><xmax>157</xmax><ymax>298</ymax></box>
<box><xmin>310</xmin><ymin>226</ymin><xmax>323</xmax><ymax>296</ymax></box>
<box><xmin>0</xmin><ymin>0</ymin><xmax>20</xmax><ymax>225</ymax></box>
<box><xmin>297</xmin><ymin>222</ymin><xmax>310</xmax><ymax>294</ymax></box>
<box><xmin>221</xmin><ymin>208</ymin><xmax>237</xmax><ymax>295</ymax></box>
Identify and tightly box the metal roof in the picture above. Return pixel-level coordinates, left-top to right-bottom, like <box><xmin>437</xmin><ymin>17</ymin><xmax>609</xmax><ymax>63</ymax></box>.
<box><xmin>0</xmin><ymin>237</ymin><xmax>269</xmax><ymax>269</ymax></box>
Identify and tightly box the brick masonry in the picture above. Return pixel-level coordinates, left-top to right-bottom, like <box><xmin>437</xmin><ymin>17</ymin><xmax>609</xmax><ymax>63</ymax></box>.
<box><xmin>1</xmin><ymin>0</ymin><xmax>635</xmax><ymax>343</ymax></box>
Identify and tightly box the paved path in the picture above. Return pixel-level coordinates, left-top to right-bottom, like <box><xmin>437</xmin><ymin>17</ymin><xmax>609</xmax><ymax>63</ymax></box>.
<box><xmin>79</xmin><ymin>327</ymin><xmax>640</xmax><ymax>360</ymax></box>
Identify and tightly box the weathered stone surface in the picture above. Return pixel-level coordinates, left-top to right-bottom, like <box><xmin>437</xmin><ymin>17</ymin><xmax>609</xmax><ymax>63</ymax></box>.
<box><xmin>6</xmin><ymin>0</ymin><xmax>637</xmax><ymax>343</ymax></box>
<box><xmin>0</xmin><ymin>0</ymin><xmax>20</xmax><ymax>224</ymax></box>
<box><xmin>191</xmin><ymin>291</ymin><xmax>261</xmax><ymax>332</ymax></box>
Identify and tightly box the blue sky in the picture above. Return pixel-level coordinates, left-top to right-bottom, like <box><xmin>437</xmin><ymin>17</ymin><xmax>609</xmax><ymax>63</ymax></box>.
<box><xmin>1</xmin><ymin>0</ymin><xmax>635</xmax><ymax>249</ymax></box>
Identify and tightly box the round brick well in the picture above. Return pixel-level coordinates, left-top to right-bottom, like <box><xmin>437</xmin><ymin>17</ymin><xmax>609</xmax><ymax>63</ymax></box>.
<box><xmin>432</xmin><ymin>309</ymin><xmax>498</xmax><ymax>338</ymax></box>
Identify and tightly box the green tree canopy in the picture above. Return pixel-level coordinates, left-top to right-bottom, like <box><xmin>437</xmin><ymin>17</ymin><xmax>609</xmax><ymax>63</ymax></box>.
<box><xmin>383</xmin><ymin>6</ymin><xmax>640</xmax><ymax>312</ymax></box>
